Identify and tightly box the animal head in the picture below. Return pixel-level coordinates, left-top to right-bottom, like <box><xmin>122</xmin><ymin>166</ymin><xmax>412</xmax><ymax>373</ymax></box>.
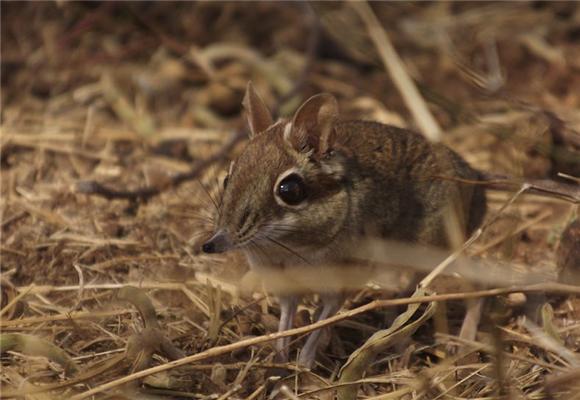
<box><xmin>201</xmin><ymin>83</ymin><xmax>351</xmax><ymax>265</ymax></box>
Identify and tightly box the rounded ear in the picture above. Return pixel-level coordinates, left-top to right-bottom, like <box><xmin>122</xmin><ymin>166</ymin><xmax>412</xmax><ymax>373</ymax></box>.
<box><xmin>287</xmin><ymin>93</ymin><xmax>339</xmax><ymax>157</ymax></box>
<box><xmin>242</xmin><ymin>82</ymin><xmax>273</xmax><ymax>138</ymax></box>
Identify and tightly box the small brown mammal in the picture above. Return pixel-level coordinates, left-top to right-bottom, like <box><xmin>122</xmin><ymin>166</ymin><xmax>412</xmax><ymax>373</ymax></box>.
<box><xmin>202</xmin><ymin>83</ymin><xmax>487</xmax><ymax>367</ymax></box>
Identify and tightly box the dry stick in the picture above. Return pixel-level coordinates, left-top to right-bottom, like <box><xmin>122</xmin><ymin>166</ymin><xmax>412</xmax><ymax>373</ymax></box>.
<box><xmin>558</xmin><ymin>173</ymin><xmax>580</xmax><ymax>184</ymax></box>
<box><xmin>76</xmin><ymin>130</ymin><xmax>245</xmax><ymax>202</ymax></box>
<box><xmin>481</xmin><ymin>172</ymin><xmax>580</xmax><ymax>204</ymax></box>
<box><xmin>245</xmin><ymin>383</ymin><xmax>267</xmax><ymax>400</ymax></box>
<box><xmin>352</xmin><ymin>1</ymin><xmax>442</xmax><ymax>141</ymax></box>
<box><xmin>216</xmin><ymin>384</ymin><xmax>242</xmax><ymax>400</ymax></box>
<box><xmin>69</xmin><ymin>282</ymin><xmax>580</xmax><ymax>400</ymax></box>
<box><xmin>432</xmin><ymin>174</ymin><xmax>580</xmax><ymax>205</ymax></box>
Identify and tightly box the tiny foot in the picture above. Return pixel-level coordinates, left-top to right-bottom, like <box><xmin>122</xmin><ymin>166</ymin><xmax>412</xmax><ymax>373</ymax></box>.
<box><xmin>266</xmin><ymin>370</ymin><xmax>296</xmax><ymax>400</ymax></box>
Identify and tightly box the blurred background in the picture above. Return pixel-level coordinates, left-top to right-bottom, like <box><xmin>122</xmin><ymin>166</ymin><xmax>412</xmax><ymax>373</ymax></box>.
<box><xmin>1</xmin><ymin>2</ymin><xmax>579</xmax><ymax>399</ymax></box>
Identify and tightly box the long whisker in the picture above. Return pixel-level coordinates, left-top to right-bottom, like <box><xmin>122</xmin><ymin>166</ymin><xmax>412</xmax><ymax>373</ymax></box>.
<box><xmin>263</xmin><ymin>236</ymin><xmax>310</xmax><ymax>265</ymax></box>
<box><xmin>268</xmin><ymin>225</ymin><xmax>312</xmax><ymax>234</ymax></box>
<box><xmin>216</xmin><ymin>176</ymin><xmax>225</xmax><ymax>210</ymax></box>
<box><xmin>189</xmin><ymin>229</ymin><xmax>213</xmax><ymax>239</ymax></box>
<box><xmin>169</xmin><ymin>213</ymin><xmax>215</xmax><ymax>225</ymax></box>
<box><xmin>266</xmin><ymin>223</ymin><xmax>329</xmax><ymax>237</ymax></box>
<box><xmin>176</xmin><ymin>187</ymin><xmax>219</xmax><ymax>225</ymax></box>
<box><xmin>197</xmin><ymin>179</ymin><xmax>221</xmax><ymax>217</ymax></box>
<box><xmin>175</xmin><ymin>185</ymin><xmax>215</xmax><ymax>211</ymax></box>
<box><xmin>248</xmin><ymin>239</ymin><xmax>271</xmax><ymax>265</ymax></box>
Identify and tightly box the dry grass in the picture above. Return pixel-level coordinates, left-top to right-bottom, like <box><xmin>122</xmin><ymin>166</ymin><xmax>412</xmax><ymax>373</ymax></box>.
<box><xmin>1</xmin><ymin>2</ymin><xmax>580</xmax><ymax>399</ymax></box>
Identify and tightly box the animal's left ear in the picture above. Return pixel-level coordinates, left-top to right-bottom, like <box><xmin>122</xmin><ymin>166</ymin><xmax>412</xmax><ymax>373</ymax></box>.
<box><xmin>242</xmin><ymin>82</ymin><xmax>274</xmax><ymax>138</ymax></box>
<box><xmin>286</xmin><ymin>93</ymin><xmax>338</xmax><ymax>157</ymax></box>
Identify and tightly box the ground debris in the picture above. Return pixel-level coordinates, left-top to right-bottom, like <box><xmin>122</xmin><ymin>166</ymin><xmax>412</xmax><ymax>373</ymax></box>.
<box><xmin>1</xmin><ymin>2</ymin><xmax>579</xmax><ymax>399</ymax></box>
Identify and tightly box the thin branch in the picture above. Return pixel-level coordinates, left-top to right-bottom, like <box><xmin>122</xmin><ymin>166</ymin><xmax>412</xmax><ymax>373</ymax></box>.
<box><xmin>76</xmin><ymin>130</ymin><xmax>245</xmax><ymax>202</ymax></box>
<box><xmin>480</xmin><ymin>172</ymin><xmax>580</xmax><ymax>204</ymax></box>
<box><xmin>432</xmin><ymin>173</ymin><xmax>580</xmax><ymax>204</ymax></box>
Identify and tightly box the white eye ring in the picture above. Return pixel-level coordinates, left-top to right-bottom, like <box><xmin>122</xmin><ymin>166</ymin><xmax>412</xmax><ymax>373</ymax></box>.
<box><xmin>273</xmin><ymin>168</ymin><xmax>308</xmax><ymax>209</ymax></box>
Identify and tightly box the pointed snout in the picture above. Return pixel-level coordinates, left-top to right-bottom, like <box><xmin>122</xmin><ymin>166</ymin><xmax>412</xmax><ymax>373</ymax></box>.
<box><xmin>201</xmin><ymin>231</ymin><xmax>232</xmax><ymax>254</ymax></box>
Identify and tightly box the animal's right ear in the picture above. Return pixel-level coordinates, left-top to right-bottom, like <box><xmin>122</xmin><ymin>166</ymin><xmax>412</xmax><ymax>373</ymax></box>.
<box><xmin>242</xmin><ymin>82</ymin><xmax>273</xmax><ymax>138</ymax></box>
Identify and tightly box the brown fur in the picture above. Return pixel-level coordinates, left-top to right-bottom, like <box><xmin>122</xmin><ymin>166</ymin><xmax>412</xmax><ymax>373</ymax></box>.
<box><xmin>203</xmin><ymin>85</ymin><xmax>488</xmax><ymax>367</ymax></box>
<box><xmin>214</xmin><ymin>112</ymin><xmax>486</xmax><ymax>285</ymax></box>
<box><xmin>208</xmin><ymin>87</ymin><xmax>485</xmax><ymax>290</ymax></box>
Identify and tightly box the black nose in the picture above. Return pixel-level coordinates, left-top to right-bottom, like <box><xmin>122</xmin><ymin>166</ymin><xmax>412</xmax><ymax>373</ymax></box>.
<box><xmin>201</xmin><ymin>232</ymin><xmax>231</xmax><ymax>254</ymax></box>
<box><xmin>202</xmin><ymin>241</ymin><xmax>216</xmax><ymax>253</ymax></box>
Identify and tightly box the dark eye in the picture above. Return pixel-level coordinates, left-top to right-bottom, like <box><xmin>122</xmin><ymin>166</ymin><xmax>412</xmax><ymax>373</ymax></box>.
<box><xmin>277</xmin><ymin>174</ymin><xmax>307</xmax><ymax>205</ymax></box>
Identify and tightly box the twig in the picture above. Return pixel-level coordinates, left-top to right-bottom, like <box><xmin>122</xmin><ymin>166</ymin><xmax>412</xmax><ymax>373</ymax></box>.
<box><xmin>481</xmin><ymin>173</ymin><xmax>580</xmax><ymax>204</ymax></box>
<box><xmin>76</xmin><ymin>130</ymin><xmax>245</xmax><ymax>202</ymax></box>
<box><xmin>433</xmin><ymin>173</ymin><xmax>580</xmax><ymax>204</ymax></box>
<box><xmin>69</xmin><ymin>282</ymin><xmax>580</xmax><ymax>400</ymax></box>
<box><xmin>352</xmin><ymin>1</ymin><xmax>442</xmax><ymax>141</ymax></box>
<box><xmin>558</xmin><ymin>173</ymin><xmax>580</xmax><ymax>184</ymax></box>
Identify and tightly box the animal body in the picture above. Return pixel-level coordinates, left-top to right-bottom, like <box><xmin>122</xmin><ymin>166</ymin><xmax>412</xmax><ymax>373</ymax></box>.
<box><xmin>202</xmin><ymin>83</ymin><xmax>486</xmax><ymax>367</ymax></box>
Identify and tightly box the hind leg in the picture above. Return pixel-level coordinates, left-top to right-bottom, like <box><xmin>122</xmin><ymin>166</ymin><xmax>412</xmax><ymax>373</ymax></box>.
<box><xmin>298</xmin><ymin>293</ymin><xmax>343</xmax><ymax>368</ymax></box>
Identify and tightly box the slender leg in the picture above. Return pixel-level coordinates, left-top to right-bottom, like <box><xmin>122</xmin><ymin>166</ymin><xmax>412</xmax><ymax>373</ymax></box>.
<box><xmin>458</xmin><ymin>298</ymin><xmax>483</xmax><ymax>341</ymax></box>
<box><xmin>276</xmin><ymin>295</ymin><xmax>299</xmax><ymax>362</ymax></box>
<box><xmin>298</xmin><ymin>293</ymin><xmax>343</xmax><ymax>368</ymax></box>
